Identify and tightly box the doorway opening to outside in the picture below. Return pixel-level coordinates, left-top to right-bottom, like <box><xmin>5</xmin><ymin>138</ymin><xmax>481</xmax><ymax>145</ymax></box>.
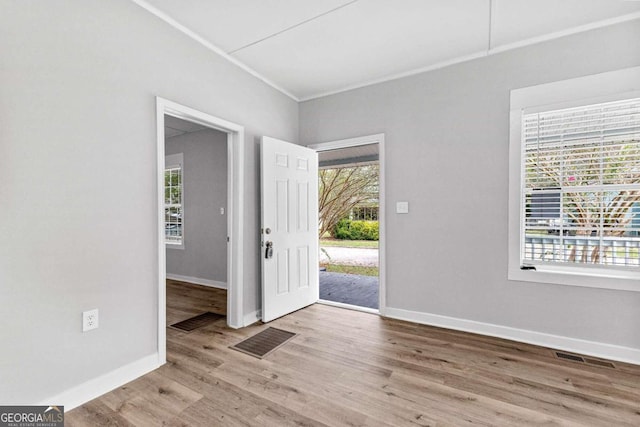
<box><xmin>310</xmin><ymin>134</ymin><xmax>385</xmax><ymax>314</ymax></box>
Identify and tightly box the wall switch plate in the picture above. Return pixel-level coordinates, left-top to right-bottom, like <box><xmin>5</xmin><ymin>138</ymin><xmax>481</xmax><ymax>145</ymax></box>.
<box><xmin>396</xmin><ymin>201</ymin><xmax>409</xmax><ymax>214</ymax></box>
<box><xmin>82</xmin><ymin>309</ymin><xmax>99</xmax><ymax>332</ymax></box>
<box><xmin>220</xmin><ymin>207</ymin><xmax>225</xmax><ymax>215</ymax></box>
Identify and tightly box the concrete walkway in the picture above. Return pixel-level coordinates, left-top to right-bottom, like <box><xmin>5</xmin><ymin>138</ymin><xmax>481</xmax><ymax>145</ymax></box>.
<box><xmin>319</xmin><ymin>246</ymin><xmax>379</xmax><ymax>266</ymax></box>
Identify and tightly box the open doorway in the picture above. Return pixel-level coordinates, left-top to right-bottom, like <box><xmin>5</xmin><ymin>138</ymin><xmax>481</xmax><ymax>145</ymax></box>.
<box><xmin>309</xmin><ymin>134</ymin><xmax>385</xmax><ymax>314</ymax></box>
<box><xmin>156</xmin><ymin>98</ymin><xmax>245</xmax><ymax>364</ymax></box>
<box><xmin>163</xmin><ymin>116</ymin><xmax>229</xmax><ymax>328</ymax></box>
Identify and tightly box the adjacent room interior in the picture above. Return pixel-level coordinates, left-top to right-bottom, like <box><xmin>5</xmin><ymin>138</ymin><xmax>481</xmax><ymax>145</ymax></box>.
<box><xmin>163</xmin><ymin>115</ymin><xmax>229</xmax><ymax>329</ymax></box>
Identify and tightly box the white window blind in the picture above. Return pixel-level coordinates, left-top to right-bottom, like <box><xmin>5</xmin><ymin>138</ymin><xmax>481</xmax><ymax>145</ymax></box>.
<box><xmin>522</xmin><ymin>97</ymin><xmax>640</xmax><ymax>269</ymax></box>
<box><xmin>165</xmin><ymin>165</ymin><xmax>183</xmax><ymax>245</ymax></box>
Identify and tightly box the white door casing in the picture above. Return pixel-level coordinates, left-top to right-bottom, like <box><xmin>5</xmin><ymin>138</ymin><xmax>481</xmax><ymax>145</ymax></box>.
<box><xmin>261</xmin><ymin>136</ymin><xmax>319</xmax><ymax>322</ymax></box>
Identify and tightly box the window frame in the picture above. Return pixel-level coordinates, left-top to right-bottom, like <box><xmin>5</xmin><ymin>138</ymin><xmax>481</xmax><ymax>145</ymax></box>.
<box><xmin>165</xmin><ymin>153</ymin><xmax>184</xmax><ymax>249</ymax></box>
<box><xmin>508</xmin><ymin>66</ymin><xmax>640</xmax><ymax>292</ymax></box>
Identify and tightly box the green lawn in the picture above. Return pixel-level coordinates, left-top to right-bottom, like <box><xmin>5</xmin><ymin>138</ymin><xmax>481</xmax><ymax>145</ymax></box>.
<box><xmin>321</xmin><ymin>264</ymin><xmax>379</xmax><ymax>276</ymax></box>
<box><xmin>320</xmin><ymin>238</ymin><xmax>379</xmax><ymax>249</ymax></box>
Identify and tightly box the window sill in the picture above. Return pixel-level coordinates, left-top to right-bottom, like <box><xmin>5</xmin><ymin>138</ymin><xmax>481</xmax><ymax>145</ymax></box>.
<box><xmin>508</xmin><ymin>265</ymin><xmax>640</xmax><ymax>292</ymax></box>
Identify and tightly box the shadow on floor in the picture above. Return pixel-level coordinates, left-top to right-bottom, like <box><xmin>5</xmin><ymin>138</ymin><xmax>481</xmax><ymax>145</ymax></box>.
<box><xmin>319</xmin><ymin>271</ymin><xmax>379</xmax><ymax>310</ymax></box>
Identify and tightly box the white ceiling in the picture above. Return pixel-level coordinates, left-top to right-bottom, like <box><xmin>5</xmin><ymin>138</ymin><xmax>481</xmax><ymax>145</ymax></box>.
<box><xmin>137</xmin><ymin>0</ymin><xmax>640</xmax><ymax>101</ymax></box>
<box><xmin>164</xmin><ymin>115</ymin><xmax>207</xmax><ymax>138</ymax></box>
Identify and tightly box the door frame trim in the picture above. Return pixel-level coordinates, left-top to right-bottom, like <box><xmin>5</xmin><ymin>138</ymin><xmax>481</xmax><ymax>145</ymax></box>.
<box><xmin>308</xmin><ymin>133</ymin><xmax>386</xmax><ymax>315</ymax></box>
<box><xmin>156</xmin><ymin>97</ymin><xmax>245</xmax><ymax>364</ymax></box>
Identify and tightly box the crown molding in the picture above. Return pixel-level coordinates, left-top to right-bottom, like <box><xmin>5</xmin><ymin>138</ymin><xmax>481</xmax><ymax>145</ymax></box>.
<box><xmin>488</xmin><ymin>10</ymin><xmax>640</xmax><ymax>55</ymax></box>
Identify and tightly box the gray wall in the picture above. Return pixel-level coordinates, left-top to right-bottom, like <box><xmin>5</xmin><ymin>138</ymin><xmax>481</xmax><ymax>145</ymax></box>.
<box><xmin>300</xmin><ymin>21</ymin><xmax>640</xmax><ymax>349</ymax></box>
<box><xmin>0</xmin><ymin>0</ymin><xmax>297</xmax><ymax>403</ymax></box>
<box><xmin>166</xmin><ymin>129</ymin><xmax>228</xmax><ymax>284</ymax></box>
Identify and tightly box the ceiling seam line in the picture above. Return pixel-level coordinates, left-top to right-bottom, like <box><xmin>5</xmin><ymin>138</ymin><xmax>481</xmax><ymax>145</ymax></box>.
<box><xmin>228</xmin><ymin>0</ymin><xmax>359</xmax><ymax>55</ymax></box>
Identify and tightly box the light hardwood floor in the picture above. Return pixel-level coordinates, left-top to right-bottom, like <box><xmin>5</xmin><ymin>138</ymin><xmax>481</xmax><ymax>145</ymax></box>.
<box><xmin>67</xmin><ymin>280</ymin><xmax>640</xmax><ymax>426</ymax></box>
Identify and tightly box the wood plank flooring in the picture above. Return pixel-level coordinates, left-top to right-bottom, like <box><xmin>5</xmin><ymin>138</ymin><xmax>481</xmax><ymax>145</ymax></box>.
<box><xmin>67</xmin><ymin>280</ymin><xmax>640</xmax><ymax>426</ymax></box>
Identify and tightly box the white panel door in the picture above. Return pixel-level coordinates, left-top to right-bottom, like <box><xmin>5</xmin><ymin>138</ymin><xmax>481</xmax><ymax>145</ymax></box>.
<box><xmin>261</xmin><ymin>136</ymin><xmax>319</xmax><ymax>322</ymax></box>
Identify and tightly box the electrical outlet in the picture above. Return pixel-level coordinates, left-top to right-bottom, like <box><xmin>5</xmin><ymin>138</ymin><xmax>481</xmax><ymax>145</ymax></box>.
<box><xmin>82</xmin><ymin>309</ymin><xmax>99</xmax><ymax>332</ymax></box>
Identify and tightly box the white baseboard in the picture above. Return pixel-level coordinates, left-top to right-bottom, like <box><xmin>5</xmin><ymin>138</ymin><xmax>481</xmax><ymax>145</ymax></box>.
<box><xmin>40</xmin><ymin>353</ymin><xmax>160</xmax><ymax>411</ymax></box>
<box><xmin>384</xmin><ymin>307</ymin><xmax>640</xmax><ymax>365</ymax></box>
<box><xmin>166</xmin><ymin>273</ymin><xmax>227</xmax><ymax>290</ymax></box>
<box><xmin>244</xmin><ymin>309</ymin><xmax>261</xmax><ymax>326</ymax></box>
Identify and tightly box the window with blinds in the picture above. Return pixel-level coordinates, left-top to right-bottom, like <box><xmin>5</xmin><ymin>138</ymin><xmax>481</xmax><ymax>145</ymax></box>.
<box><xmin>165</xmin><ymin>165</ymin><xmax>183</xmax><ymax>245</ymax></box>
<box><xmin>522</xmin><ymin>97</ymin><xmax>640</xmax><ymax>269</ymax></box>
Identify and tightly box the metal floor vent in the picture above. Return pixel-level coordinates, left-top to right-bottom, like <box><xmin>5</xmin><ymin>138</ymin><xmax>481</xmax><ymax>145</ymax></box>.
<box><xmin>230</xmin><ymin>327</ymin><xmax>296</xmax><ymax>359</ymax></box>
<box><xmin>584</xmin><ymin>358</ymin><xmax>616</xmax><ymax>369</ymax></box>
<box><xmin>554</xmin><ymin>351</ymin><xmax>615</xmax><ymax>369</ymax></box>
<box><xmin>170</xmin><ymin>312</ymin><xmax>225</xmax><ymax>332</ymax></box>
